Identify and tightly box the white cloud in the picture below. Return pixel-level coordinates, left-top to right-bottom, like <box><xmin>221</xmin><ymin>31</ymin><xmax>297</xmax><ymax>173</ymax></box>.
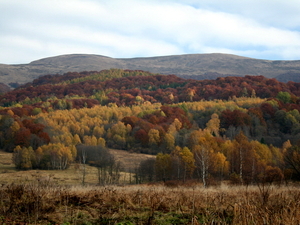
<box><xmin>1</xmin><ymin>0</ymin><xmax>300</xmax><ymax>64</ymax></box>
<box><xmin>174</xmin><ymin>0</ymin><xmax>300</xmax><ymax>29</ymax></box>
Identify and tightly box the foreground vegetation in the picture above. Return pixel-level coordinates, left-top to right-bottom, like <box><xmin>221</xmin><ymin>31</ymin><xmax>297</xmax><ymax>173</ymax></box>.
<box><xmin>0</xmin><ymin>181</ymin><xmax>299</xmax><ymax>224</ymax></box>
<box><xmin>1</xmin><ymin>150</ymin><xmax>299</xmax><ymax>224</ymax></box>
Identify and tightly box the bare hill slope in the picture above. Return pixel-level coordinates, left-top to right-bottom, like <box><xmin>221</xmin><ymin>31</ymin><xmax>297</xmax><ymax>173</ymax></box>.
<box><xmin>1</xmin><ymin>53</ymin><xmax>300</xmax><ymax>86</ymax></box>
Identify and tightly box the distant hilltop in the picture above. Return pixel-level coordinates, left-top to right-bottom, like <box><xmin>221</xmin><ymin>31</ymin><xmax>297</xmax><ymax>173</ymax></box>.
<box><xmin>1</xmin><ymin>53</ymin><xmax>300</xmax><ymax>87</ymax></box>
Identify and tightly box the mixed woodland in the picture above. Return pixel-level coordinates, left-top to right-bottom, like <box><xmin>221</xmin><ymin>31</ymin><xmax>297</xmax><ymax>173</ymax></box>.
<box><xmin>1</xmin><ymin>69</ymin><xmax>300</xmax><ymax>186</ymax></box>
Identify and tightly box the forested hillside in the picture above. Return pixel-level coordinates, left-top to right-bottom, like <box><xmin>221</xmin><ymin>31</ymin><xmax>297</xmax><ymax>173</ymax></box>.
<box><xmin>1</xmin><ymin>69</ymin><xmax>300</xmax><ymax>185</ymax></box>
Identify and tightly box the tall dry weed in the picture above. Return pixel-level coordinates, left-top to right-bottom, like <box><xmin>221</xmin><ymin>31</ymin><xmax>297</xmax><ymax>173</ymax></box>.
<box><xmin>0</xmin><ymin>181</ymin><xmax>299</xmax><ymax>224</ymax></box>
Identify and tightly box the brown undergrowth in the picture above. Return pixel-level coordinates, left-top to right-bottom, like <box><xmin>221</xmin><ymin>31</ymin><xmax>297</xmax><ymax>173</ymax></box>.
<box><xmin>0</xmin><ymin>181</ymin><xmax>299</xmax><ymax>224</ymax></box>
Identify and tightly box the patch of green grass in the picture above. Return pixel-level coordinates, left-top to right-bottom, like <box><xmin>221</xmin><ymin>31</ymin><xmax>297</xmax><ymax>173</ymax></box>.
<box><xmin>153</xmin><ymin>212</ymin><xmax>191</xmax><ymax>225</ymax></box>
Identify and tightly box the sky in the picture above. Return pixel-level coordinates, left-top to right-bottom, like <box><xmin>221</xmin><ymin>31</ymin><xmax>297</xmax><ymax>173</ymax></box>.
<box><xmin>1</xmin><ymin>0</ymin><xmax>300</xmax><ymax>64</ymax></box>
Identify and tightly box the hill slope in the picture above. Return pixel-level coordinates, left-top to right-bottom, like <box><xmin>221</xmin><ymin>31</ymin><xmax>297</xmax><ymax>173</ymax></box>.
<box><xmin>1</xmin><ymin>53</ymin><xmax>300</xmax><ymax>86</ymax></box>
<box><xmin>2</xmin><ymin>69</ymin><xmax>300</xmax><ymax>108</ymax></box>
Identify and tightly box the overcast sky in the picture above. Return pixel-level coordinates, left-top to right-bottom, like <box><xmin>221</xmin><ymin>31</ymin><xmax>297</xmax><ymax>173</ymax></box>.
<box><xmin>1</xmin><ymin>0</ymin><xmax>300</xmax><ymax>64</ymax></box>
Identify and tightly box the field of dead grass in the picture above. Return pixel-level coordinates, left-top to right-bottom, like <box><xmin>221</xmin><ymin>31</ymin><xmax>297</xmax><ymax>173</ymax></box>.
<box><xmin>1</xmin><ymin>150</ymin><xmax>300</xmax><ymax>224</ymax></box>
<box><xmin>109</xmin><ymin>148</ymin><xmax>155</xmax><ymax>172</ymax></box>
<box><xmin>0</xmin><ymin>182</ymin><xmax>299</xmax><ymax>224</ymax></box>
<box><xmin>0</xmin><ymin>149</ymin><xmax>153</xmax><ymax>185</ymax></box>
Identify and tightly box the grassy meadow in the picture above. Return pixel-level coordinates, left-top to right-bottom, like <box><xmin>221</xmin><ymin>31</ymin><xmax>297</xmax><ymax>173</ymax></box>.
<box><xmin>0</xmin><ymin>149</ymin><xmax>154</xmax><ymax>186</ymax></box>
<box><xmin>0</xmin><ymin>150</ymin><xmax>300</xmax><ymax>224</ymax></box>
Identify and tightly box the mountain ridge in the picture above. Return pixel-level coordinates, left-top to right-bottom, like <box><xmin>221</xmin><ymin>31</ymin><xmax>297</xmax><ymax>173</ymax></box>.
<box><xmin>1</xmin><ymin>53</ymin><xmax>300</xmax><ymax>87</ymax></box>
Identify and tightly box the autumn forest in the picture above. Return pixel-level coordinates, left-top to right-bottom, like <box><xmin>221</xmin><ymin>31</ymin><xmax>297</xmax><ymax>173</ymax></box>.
<box><xmin>1</xmin><ymin>68</ymin><xmax>300</xmax><ymax>186</ymax></box>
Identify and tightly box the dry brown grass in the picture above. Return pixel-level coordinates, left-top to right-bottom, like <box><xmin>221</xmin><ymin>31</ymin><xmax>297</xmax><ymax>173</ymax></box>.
<box><xmin>0</xmin><ymin>150</ymin><xmax>15</xmax><ymax>170</ymax></box>
<box><xmin>1</xmin><ymin>150</ymin><xmax>300</xmax><ymax>224</ymax></box>
<box><xmin>0</xmin><ymin>182</ymin><xmax>300</xmax><ymax>224</ymax></box>
<box><xmin>0</xmin><ymin>149</ymin><xmax>148</xmax><ymax>185</ymax></box>
<box><xmin>110</xmin><ymin>148</ymin><xmax>155</xmax><ymax>172</ymax></box>
<box><xmin>0</xmin><ymin>151</ymin><xmax>100</xmax><ymax>185</ymax></box>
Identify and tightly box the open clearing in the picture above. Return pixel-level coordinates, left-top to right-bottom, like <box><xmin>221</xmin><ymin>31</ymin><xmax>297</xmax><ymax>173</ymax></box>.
<box><xmin>0</xmin><ymin>149</ymin><xmax>154</xmax><ymax>185</ymax></box>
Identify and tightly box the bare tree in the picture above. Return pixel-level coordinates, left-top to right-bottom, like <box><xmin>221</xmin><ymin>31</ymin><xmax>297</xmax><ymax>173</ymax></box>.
<box><xmin>77</xmin><ymin>145</ymin><xmax>122</xmax><ymax>185</ymax></box>
<box><xmin>136</xmin><ymin>158</ymin><xmax>156</xmax><ymax>183</ymax></box>
<box><xmin>194</xmin><ymin>145</ymin><xmax>210</xmax><ymax>188</ymax></box>
<box><xmin>76</xmin><ymin>145</ymin><xmax>87</xmax><ymax>185</ymax></box>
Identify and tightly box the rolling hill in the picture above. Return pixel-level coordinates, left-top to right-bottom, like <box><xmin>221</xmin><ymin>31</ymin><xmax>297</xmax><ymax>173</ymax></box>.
<box><xmin>1</xmin><ymin>53</ymin><xmax>300</xmax><ymax>87</ymax></box>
